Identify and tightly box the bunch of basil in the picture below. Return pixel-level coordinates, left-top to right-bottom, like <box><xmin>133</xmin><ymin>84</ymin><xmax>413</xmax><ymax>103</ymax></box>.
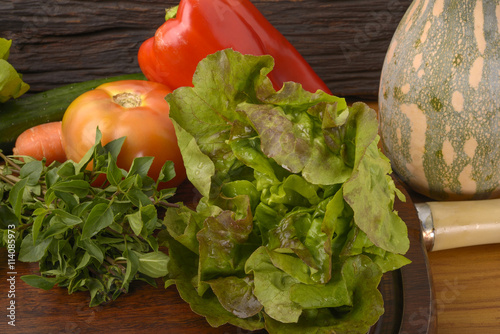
<box><xmin>161</xmin><ymin>49</ymin><xmax>411</xmax><ymax>333</ymax></box>
<box><xmin>0</xmin><ymin>131</ymin><xmax>174</xmax><ymax>306</ymax></box>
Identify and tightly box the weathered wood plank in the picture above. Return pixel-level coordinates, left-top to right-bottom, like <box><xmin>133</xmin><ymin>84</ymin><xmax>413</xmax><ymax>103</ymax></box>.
<box><xmin>1</xmin><ymin>0</ymin><xmax>412</xmax><ymax>98</ymax></box>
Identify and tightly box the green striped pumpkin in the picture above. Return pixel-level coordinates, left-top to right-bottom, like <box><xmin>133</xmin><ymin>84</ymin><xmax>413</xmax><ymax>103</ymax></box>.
<box><xmin>379</xmin><ymin>0</ymin><xmax>500</xmax><ymax>201</ymax></box>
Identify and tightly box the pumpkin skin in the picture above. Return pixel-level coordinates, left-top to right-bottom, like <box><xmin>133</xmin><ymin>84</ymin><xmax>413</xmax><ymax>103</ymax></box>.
<box><xmin>379</xmin><ymin>0</ymin><xmax>500</xmax><ymax>201</ymax></box>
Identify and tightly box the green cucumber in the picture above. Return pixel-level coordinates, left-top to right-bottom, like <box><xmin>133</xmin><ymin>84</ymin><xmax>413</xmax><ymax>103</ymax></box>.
<box><xmin>0</xmin><ymin>73</ymin><xmax>146</xmax><ymax>153</ymax></box>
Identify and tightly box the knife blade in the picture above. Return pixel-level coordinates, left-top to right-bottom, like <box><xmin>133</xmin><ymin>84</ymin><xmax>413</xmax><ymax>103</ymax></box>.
<box><xmin>415</xmin><ymin>198</ymin><xmax>500</xmax><ymax>252</ymax></box>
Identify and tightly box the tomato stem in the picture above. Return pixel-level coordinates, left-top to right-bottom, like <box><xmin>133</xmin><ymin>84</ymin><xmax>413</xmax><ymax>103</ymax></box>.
<box><xmin>113</xmin><ymin>92</ymin><xmax>142</xmax><ymax>108</ymax></box>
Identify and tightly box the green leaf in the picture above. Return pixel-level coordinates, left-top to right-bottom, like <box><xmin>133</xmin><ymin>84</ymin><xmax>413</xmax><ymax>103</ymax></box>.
<box><xmin>74</xmin><ymin>128</ymin><xmax>103</xmax><ymax>174</ymax></box>
<box><xmin>343</xmin><ymin>107</ymin><xmax>409</xmax><ymax>254</ymax></box>
<box><xmin>144</xmin><ymin>235</ymin><xmax>159</xmax><ymax>252</ymax></box>
<box><xmin>158</xmin><ymin>160</ymin><xmax>176</xmax><ymax>183</ymax></box>
<box><xmin>41</xmin><ymin>220</ymin><xmax>70</xmax><ymax>239</ymax></box>
<box><xmin>289</xmin><ymin>261</ymin><xmax>351</xmax><ymax>309</ymax></box>
<box><xmin>158</xmin><ymin>187</ymin><xmax>176</xmax><ymax>202</ymax></box>
<box><xmin>140</xmin><ymin>204</ymin><xmax>157</xmax><ymax>236</ymax></box>
<box><xmin>81</xmin><ymin>203</ymin><xmax>113</xmax><ymax>240</ymax></box>
<box><xmin>106</xmin><ymin>153</ymin><xmax>124</xmax><ymax>186</ymax></box>
<box><xmin>18</xmin><ymin>234</ymin><xmax>53</xmax><ymax>262</ymax></box>
<box><xmin>197</xmin><ymin>202</ymin><xmax>256</xmax><ymax>281</ymax></box>
<box><xmin>87</xmin><ymin>278</ymin><xmax>107</xmax><ymax>307</ymax></box>
<box><xmin>51</xmin><ymin>180</ymin><xmax>91</xmax><ymax>198</ymax></box>
<box><xmin>245</xmin><ymin>246</ymin><xmax>302</xmax><ymax>323</ymax></box>
<box><xmin>170</xmin><ymin>121</ymin><xmax>215</xmax><ymax>198</ymax></box>
<box><xmin>103</xmin><ymin>136</ymin><xmax>126</xmax><ymax>161</ymax></box>
<box><xmin>126</xmin><ymin>210</ymin><xmax>143</xmax><ymax>236</ymax></box>
<box><xmin>0</xmin><ymin>38</ymin><xmax>30</xmax><ymax>102</ymax></box>
<box><xmin>75</xmin><ymin>251</ymin><xmax>91</xmax><ymax>270</ymax></box>
<box><xmin>264</xmin><ymin>255</ymin><xmax>384</xmax><ymax>334</ymax></box>
<box><xmin>55</xmin><ymin>160</ymin><xmax>77</xmax><ymax>179</ymax></box>
<box><xmin>71</xmin><ymin>201</ymin><xmax>93</xmax><ymax>218</ymax></box>
<box><xmin>0</xmin><ymin>38</ymin><xmax>12</xmax><ymax>60</ymax></box>
<box><xmin>78</xmin><ymin>238</ymin><xmax>104</xmax><ymax>263</ymax></box>
<box><xmin>21</xmin><ymin>275</ymin><xmax>56</xmax><ymax>290</ymax></box>
<box><xmin>8</xmin><ymin>177</ymin><xmax>28</xmax><ymax>218</ymax></box>
<box><xmin>0</xmin><ymin>204</ymin><xmax>18</xmax><ymax>229</ymax></box>
<box><xmin>52</xmin><ymin>209</ymin><xmax>83</xmax><ymax>226</ymax></box>
<box><xmin>19</xmin><ymin>160</ymin><xmax>44</xmax><ymax>186</ymax></box>
<box><xmin>175</xmin><ymin>278</ymin><xmax>263</xmax><ymax>330</ymax></box>
<box><xmin>126</xmin><ymin>204</ymin><xmax>158</xmax><ymax>236</ymax></box>
<box><xmin>164</xmin><ymin>236</ymin><xmax>264</xmax><ymax>331</ymax></box>
<box><xmin>167</xmin><ymin>50</ymin><xmax>275</xmax><ymax>195</ymax></box>
<box><xmin>31</xmin><ymin>212</ymin><xmax>47</xmax><ymax>243</ymax></box>
<box><xmin>122</xmin><ymin>248</ymin><xmax>139</xmax><ymax>285</ymax></box>
<box><xmin>128</xmin><ymin>156</ymin><xmax>154</xmax><ymax>178</ymax></box>
<box><xmin>125</xmin><ymin>188</ymin><xmax>152</xmax><ymax>207</ymax></box>
<box><xmin>208</xmin><ymin>276</ymin><xmax>263</xmax><ymax>318</ymax></box>
<box><xmin>133</xmin><ymin>251</ymin><xmax>169</xmax><ymax>278</ymax></box>
<box><xmin>163</xmin><ymin>205</ymin><xmax>202</xmax><ymax>254</ymax></box>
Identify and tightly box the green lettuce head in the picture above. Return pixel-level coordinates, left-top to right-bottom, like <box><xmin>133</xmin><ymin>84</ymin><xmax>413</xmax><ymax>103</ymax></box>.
<box><xmin>161</xmin><ymin>49</ymin><xmax>410</xmax><ymax>333</ymax></box>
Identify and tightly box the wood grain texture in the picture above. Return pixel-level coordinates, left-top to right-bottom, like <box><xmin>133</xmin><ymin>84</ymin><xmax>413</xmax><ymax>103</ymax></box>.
<box><xmin>1</xmin><ymin>0</ymin><xmax>412</xmax><ymax>98</ymax></box>
<box><xmin>428</xmin><ymin>244</ymin><xmax>500</xmax><ymax>334</ymax></box>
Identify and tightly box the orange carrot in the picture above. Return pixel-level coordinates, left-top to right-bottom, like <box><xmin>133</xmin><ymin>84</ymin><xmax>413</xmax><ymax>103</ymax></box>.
<box><xmin>13</xmin><ymin>121</ymin><xmax>67</xmax><ymax>165</ymax></box>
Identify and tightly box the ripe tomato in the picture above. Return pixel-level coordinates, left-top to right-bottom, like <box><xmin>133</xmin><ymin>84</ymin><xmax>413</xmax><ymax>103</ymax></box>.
<box><xmin>61</xmin><ymin>80</ymin><xmax>186</xmax><ymax>187</ymax></box>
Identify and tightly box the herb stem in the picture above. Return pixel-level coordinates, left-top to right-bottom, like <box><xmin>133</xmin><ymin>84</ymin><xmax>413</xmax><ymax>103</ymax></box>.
<box><xmin>0</xmin><ymin>174</ymin><xmax>16</xmax><ymax>186</ymax></box>
<box><xmin>152</xmin><ymin>197</ymin><xmax>180</xmax><ymax>208</ymax></box>
<box><xmin>0</xmin><ymin>152</ymin><xmax>22</xmax><ymax>172</ymax></box>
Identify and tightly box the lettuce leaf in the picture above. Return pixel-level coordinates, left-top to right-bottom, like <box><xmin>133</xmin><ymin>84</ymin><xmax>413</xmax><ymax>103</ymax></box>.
<box><xmin>162</xmin><ymin>49</ymin><xmax>410</xmax><ymax>333</ymax></box>
<box><xmin>0</xmin><ymin>38</ymin><xmax>29</xmax><ymax>103</ymax></box>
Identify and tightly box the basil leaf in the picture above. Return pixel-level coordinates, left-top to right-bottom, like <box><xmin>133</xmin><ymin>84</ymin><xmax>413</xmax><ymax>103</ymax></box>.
<box><xmin>158</xmin><ymin>160</ymin><xmax>176</xmax><ymax>183</ymax></box>
<box><xmin>52</xmin><ymin>209</ymin><xmax>82</xmax><ymax>226</ymax></box>
<box><xmin>133</xmin><ymin>251</ymin><xmax>169</xmax><ymax>278</ymax></box>
<box><xmin>103</xmin><ymin>136</ymin><xmax>126</xmax><ymax>161</ymax></box>
<box><xmin>126</xmin><ymin>210</ymin><xmax>143</xmax><ymax>236</ymax></box>
<box><xmin>51</xmin><ymin>180</ymin><xmax>90</xmax><ymax>198</ymax></box>
<box><xmin>21</xmin><ymin>275</ymin><xmax>56</xmax><ymax>290</ymax></box>
<box><xmin>18</xmin><ymin>234</ymin><xmax>53</xmax><ymax>262</ymax></box>
<box><xmin>128</xmin><ymin>156</ymin><xmax>154</xmax><ymax>179</ymax></box>
<box><xmin>106</xmin><ymin>153</ymin><xmax>124</xmax><ymax>186</ymax></box>
<box><xmin>78</xmin><ymin>238</ymin><xmax>104</xmax><ymax>263</ymax></box>
<box><xmin>81</xmin><ymin>203</ymin><xmax>113</xmax><ymax>240</ymax></box>
<box><xmin>19</xmin><ymin>160</ymin><xmax>43</xmax><ymax>186</ymax></box>
<box><xmin>0</xmin><ymin>204</ymin><xmax>18</xmax><ymax>229</ymax></box>
<box><xmin>8</xmin><ymin>177</ymin><xmax>27</xmax><ymax>219</ymax></box>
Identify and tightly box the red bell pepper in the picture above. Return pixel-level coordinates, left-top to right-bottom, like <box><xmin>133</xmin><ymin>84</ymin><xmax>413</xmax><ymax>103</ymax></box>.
<box><xmin>138</xmin><ymin>0</ymin><xmax>331</xmax><ymax>94</ymax></box>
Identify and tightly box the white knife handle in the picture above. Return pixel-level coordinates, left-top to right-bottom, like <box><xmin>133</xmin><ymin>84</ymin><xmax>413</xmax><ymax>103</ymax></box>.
<box><xmin>415</xmin><ymin>199</ymin><xmax>500</xmax><ymax>252</ymax></box>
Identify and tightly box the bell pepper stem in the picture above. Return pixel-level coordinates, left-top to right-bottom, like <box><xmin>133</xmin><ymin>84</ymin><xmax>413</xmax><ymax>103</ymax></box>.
<box><xmin>165</xmin><ymin>5</ymin><xmax>179</xmax><ymax>21</ymax></box>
